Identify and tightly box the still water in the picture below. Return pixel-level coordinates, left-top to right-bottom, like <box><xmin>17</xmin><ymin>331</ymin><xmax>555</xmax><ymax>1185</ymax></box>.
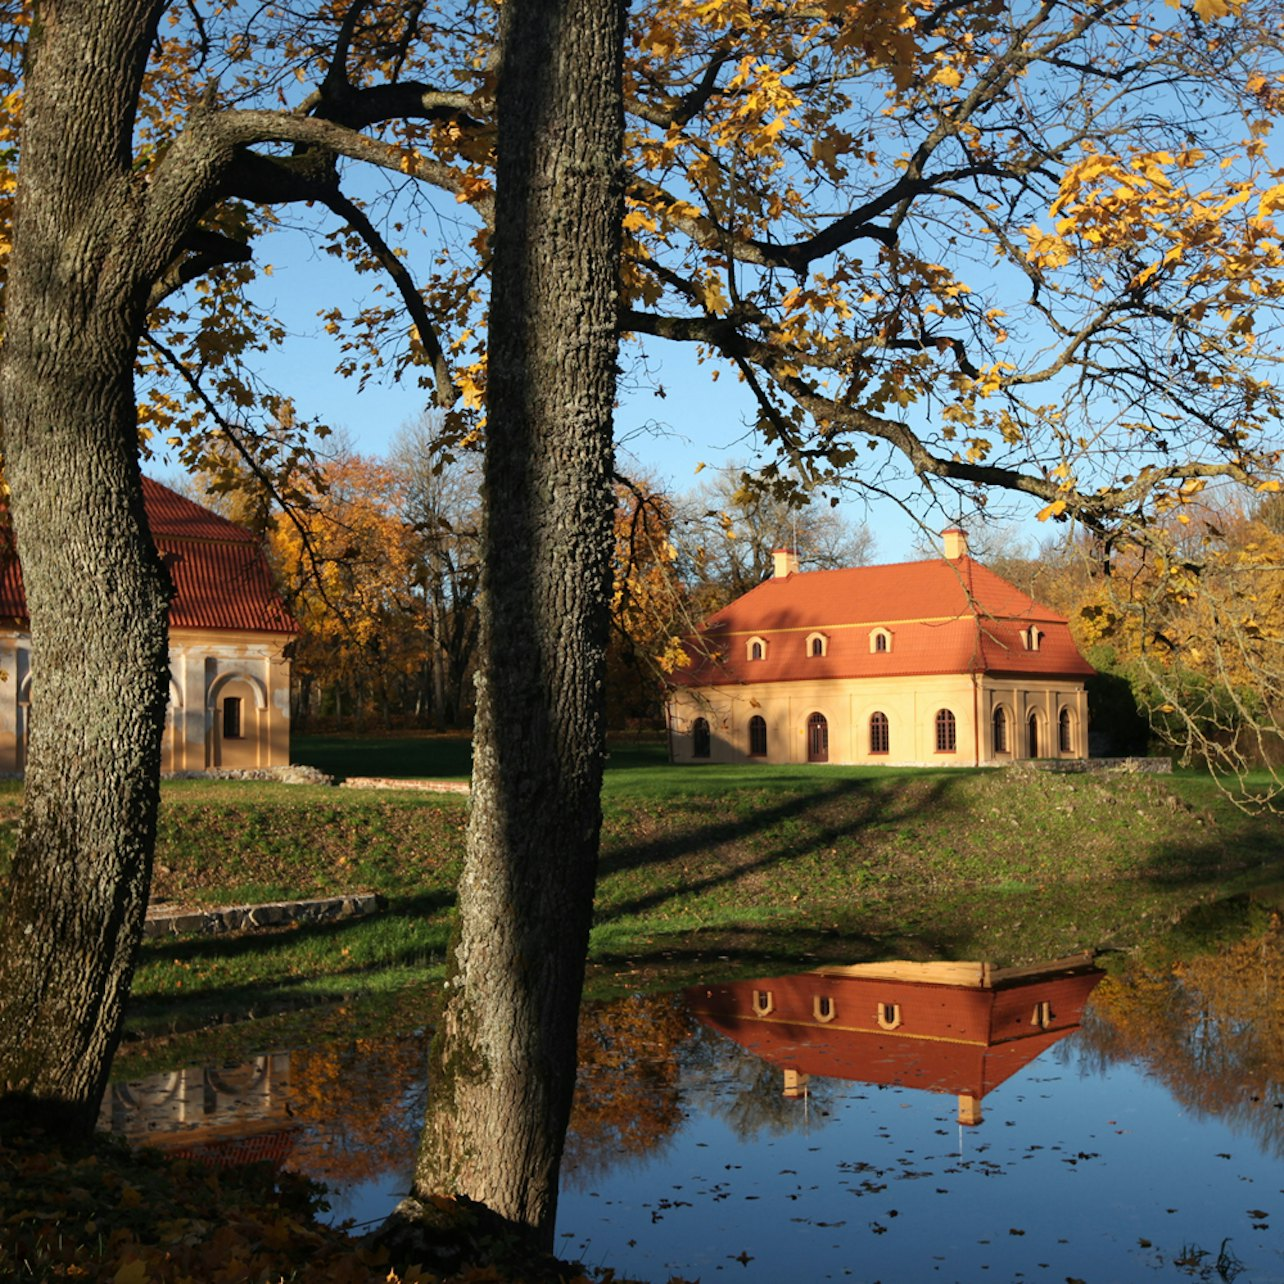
<box><xmin>105</xmin><ymin>908</ymin><xmax>1284</xmax><ymax>1283</ymax></box>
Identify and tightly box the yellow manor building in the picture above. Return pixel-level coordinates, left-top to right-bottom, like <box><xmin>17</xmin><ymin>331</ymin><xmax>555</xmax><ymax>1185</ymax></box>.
<box><xmin>0</xmin><ymin>478</ymin><xmax>295</xmax><ymax>773</ymax></box>
<box><xmin>666</xmin><ymin>530</ymin><xmax>1094</xmax><ymax>768</ymax></box>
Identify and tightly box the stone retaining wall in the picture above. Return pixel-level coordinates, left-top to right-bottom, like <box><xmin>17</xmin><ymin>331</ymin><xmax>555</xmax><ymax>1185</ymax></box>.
<box><xmin>1013</xmin><ymin>756</ymin><xmax>1173</xmax><ymax>775</ymax></box>
<box><xmin>339</xmin><ymin>776</ymin><xmax>470</xmax><ymax>794</ymax></box>
<box><xmin>144</xmin><ymin>892</ymin><xmax>386</xmax><ymax>938</ymax></box>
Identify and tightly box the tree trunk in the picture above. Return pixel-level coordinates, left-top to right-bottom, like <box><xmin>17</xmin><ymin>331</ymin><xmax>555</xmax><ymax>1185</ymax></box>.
<box><xmin>0</xmin><ymin>0</ymin><xmax>173</xmax><ymax>1133</ymax></box>
<box><xmin>412</xmin><ymin>0</ymin><xmax>624</xmax><ymax>1245</ymax></box>
<box><xmin>430</xmin><ymin>587</ymin><xmax>448</xmax><ymax>731</ymax></box>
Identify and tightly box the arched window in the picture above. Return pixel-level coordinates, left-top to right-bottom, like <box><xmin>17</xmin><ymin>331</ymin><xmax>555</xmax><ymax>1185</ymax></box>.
<box><xmin>992</xmin><ymin>707</ymin><xmax>1007</xmax><ymax>754</ymax></box>
<box><xmin>692</xmin><ymin>717</ymin><xmax>711</xmax><ymax>759</ymax></box>
<box><xmin>1028</xmin><ymin>711</ymin><xmax>1040</xmax><ymax>758</ymax></box>
<box><xmin>749</xmin><ymin>715</ymin><xmax>768</xmax><ymax>757</ymax></box>
<box><xmin>1058</xmin><ymin>706</ymin><xmax>1073</xmax><ymax>754</ymax></box>
<box><xmin>1021</xmin><ymin>625</ymin><xmax>1043</xmax><ymax>651</ymax></box>
<box><xmin>807</xmin><ymin>712</ymin><xmax>829</xmax><ymax>763</ymax></box>
<box><xmin>747</xmin><ymin>636</ymin><xmax>767</xmax><ymax>661</ymax></box>
<box><xmin>870</xmin><ymin>628</ymin><xmax>892</xmax><ymax>654</ymax></box>
<box><xmin>807</xmin><ymin>632</ymin><xmax>827</xmax><ymax>657</ymax></box>
<box><xmin>935</xmin><ymin>708</ymin><xmax>956</xmax><ymax>753</ymax></box>
<box><xmin>869</xmin><ymin>711</ymin><xmax>889</xmax><ymax>755</ymax></box>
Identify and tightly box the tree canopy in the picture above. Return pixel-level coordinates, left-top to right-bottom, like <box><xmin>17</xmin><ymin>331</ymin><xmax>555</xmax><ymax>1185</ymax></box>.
<box><xmin>3</xmin><ymin>0</ymin><xmax>1280</xmax><ymax>522</ymax></box>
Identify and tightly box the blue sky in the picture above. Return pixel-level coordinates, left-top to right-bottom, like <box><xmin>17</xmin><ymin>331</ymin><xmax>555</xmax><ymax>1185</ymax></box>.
<box><xmin>149</xmin><ymin>197</ymin><xmax>1057</xmax><ymax>567</ymax></box>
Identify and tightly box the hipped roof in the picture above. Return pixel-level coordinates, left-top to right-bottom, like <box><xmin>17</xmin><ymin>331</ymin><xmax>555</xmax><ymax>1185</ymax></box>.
<box><xmin>670</xmin><ymin>555</ymin><xmax>1093</xmax><ymax>686</ymax></box>
<box><xmin>0</xmin><ymin>477</ymin><xmax>296</xmax><ymax>636</ymax></box>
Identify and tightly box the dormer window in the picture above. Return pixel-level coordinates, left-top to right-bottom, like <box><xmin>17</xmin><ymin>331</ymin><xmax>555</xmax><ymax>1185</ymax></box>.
<box><xmin>806</xmin><ymin>632</ymin><xmax>828</xmax><ymax>658</ymax></box>
<box><xmin>747</xmin><ymin>636</ymin><xmax>768</xmax><ymax>661</ymax></box>
<box><xmin>877</xmin><ymin>1001</ymin><xmax>903</xmax><ymax>1031</ymax></box>
<box><xmin>869</xmin><ymin>628</ymin><xmax>892</xmax><ymax>654</ymax></box>
<box><xmin>1020</xmin><ymin>625</ymin><xmax>1043</xmax><ymax>651</ymax></box>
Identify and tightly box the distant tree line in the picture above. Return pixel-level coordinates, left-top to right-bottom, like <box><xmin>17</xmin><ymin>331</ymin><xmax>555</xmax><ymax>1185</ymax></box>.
<box><xmin>192</xmin><ymin>450</ymin><xmax>874</xmax><ymax>732</ymax></box>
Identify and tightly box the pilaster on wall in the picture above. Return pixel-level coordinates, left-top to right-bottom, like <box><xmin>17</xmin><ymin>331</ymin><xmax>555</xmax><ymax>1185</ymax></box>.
<box><xmin>172</xmin><ymin>646</ymin><xmax>206</xmax><ymax>771</ymax></box>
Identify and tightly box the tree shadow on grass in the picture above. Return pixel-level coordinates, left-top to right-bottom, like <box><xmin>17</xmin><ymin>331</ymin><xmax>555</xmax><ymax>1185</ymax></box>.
<box><xmin>127</xmin><ymin>889</ymin><xmax>457</xmax><ymax>1033</ymax></box>
<box><xmin>593</xmin><ymin>771</ymin><xmax>1284</xmax><ymax>976</ymax></box>
<box><xmin>595</xmin><ymin>774</ymin><xmax>958</xmax><ymax>926</ymax></box>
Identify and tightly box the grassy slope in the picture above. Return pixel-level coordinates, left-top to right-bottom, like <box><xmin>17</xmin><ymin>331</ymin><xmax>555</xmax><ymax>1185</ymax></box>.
<box><xmin>0</xmin><ymin>741</ymin><xmax>1279</xmax><ymax>1040</ymax></box>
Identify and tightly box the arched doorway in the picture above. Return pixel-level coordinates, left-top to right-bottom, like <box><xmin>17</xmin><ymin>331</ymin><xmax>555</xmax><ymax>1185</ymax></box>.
<box><xmin>1027</xmin><ymin>710</ymin><xmax>1041</xmax><ymax>758</ymax></box>
<box><xmin>692</xmin><ymin>717</ymin><xmax>711</xmax><ymax>759</ymax></box>
<box><xmin>807</xmin><ymin>712</ymin><xmax>829</xmax><ymax>763</ymax></box>
<box><xmin>208</xmin><ymin>673</ymin><xmax>265</xmax><ymax>769</ymax></box>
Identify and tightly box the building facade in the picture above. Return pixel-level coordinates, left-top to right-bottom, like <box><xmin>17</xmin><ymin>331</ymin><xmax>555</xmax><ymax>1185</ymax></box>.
<box><xmin>666</xmin><ymin>530</ymin><xmax>1094</xmax><ymax>767</ymax></box>
<box><xmin>0</xmin><ymin>478</ymin><xmax>296</xmax><ymax>773</ymax></box>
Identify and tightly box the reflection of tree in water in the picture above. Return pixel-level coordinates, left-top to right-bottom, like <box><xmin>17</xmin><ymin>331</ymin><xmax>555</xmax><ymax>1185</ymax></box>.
<box><xmin>680</xmin><ymin>1021</ymin><xmax>839</xmax><ymax>1143</ymax></box>
<box><xmin>563</xmin><ymin>992</ymin><xmax>695</xmax><ymax>1186</ymax></box>
<box><xmin>563</xmin><ymin>991</ymin><xmax>840</xmax><ymax>1184</ymax></box>
<box><xmin>287</xmin><ymin>1035</ymin><xmax>427</xmax><ymax>1188</ymax></box>
<box><xmin>1076</xmin><ymin>903</ymin><xmax>1284</xmax><ymax>1157</ymax></box>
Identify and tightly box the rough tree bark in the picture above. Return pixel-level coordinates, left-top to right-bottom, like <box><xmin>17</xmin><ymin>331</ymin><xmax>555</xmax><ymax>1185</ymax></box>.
<box><xmin>412</xmin><ymin>0</ymin><xmax>625</xmax><ymax>1245</ymax></box>
<box><xmin>0</xmin><ymin>1</ymin><xmax>175</xmax><ymax>1132</ymax></box>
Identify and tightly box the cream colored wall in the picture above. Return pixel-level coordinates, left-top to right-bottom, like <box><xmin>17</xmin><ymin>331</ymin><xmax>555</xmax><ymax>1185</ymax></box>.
<box><xmin>0</xmin><ymin>627</ymin><xmax>292</xmax><ymax>773</ymax></box>
<box><xmin>0</xmin><ymin>631</ymin><xmax>30</xmax><ymax>773</ymax></box>
<box><xmin>169</xmin><ymin>629</ymin><xmax>293</xmax><ymax>771</ymax></box>
<box><xmin>669</xmin><ymin>672</ymin><xmax>1088</xmax><ymax>767</ymax></box>
<box><xmin>979</xmin><ymin>679</ymin><xmax>1089</xmax><ymax>763</ymax></box>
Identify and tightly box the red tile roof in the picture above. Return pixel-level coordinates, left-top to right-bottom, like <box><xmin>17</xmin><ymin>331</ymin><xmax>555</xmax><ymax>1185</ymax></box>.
<box><xmin>0</xmin><ymin>477</ymin><xmax>295</xmax><ymax>635</ymax></box>
<box><xmin>671</xmin><ymin>555</ymin><xmax>1093</xmax><ymax>686</ymax></box>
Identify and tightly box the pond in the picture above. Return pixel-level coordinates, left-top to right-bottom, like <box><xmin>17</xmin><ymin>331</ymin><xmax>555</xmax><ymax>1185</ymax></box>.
<box><xmin>104</xmin><ymin>898</ymin><xmax>1284</xmax><ymax>1283</ymax></box>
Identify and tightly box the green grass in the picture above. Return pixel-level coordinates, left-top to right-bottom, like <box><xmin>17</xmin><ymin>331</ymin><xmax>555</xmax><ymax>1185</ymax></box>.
<box><xmin>1</xmin><ymin>742</ymin><xmax>1282</xmax><ymax>1041</ymax></box>
<box><xmin>121</xmin><ymin>753</ymin><xmax>1284</xmax><ymax>1034</ymax></box>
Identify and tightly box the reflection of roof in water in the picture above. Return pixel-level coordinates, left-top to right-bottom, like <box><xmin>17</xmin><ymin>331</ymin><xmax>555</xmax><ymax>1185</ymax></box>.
<box><xmin>161</xmin><ymin>1123</ymin><xmax>302</xmax><ymax>1168</ymax></box>
<box><xmin>686</xmin><ymin>955</ymin><xmax>1104</xmax><ymax>1104</ymax></box>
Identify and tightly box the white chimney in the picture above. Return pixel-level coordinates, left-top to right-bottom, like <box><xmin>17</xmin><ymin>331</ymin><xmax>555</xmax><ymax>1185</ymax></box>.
<box><xmin>942</xmin><ymin>527</ymin><xmax>967</xmax><ymax>560</ymax></box>
<box><xmin>772</xmin><ymin>548</ymin><xmax>800</xmax><ymax>578</ymax></box>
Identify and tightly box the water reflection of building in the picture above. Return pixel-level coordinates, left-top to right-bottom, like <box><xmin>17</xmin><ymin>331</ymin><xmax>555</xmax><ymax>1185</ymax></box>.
<box><xmin>687</xmin><ymin>955</ymin><xmax>1104</xmax><ymax>1125</ymax></box>
<box><xmin>99</xmin><ymin>1054</ymin><xmax>300</xmax><ymax>1166</ymax></box>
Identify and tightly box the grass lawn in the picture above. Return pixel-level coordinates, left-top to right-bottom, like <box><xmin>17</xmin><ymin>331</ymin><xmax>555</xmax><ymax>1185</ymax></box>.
<box><xmin>1</xmin><ymin>740</ymin><xmax>1281</xmax><ymax>1042</ymax></box>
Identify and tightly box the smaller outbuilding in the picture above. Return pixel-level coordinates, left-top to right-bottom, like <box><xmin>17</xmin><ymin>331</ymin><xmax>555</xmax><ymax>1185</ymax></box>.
<box><xmin>0</xmin><ymin>477</ymin><xmax>296</xmax><ymax>773</ymax></box>
<box><xmin>666</xmin><ymin>528</ymin><xmax>1095</xmax><ymax>767</ymax></box>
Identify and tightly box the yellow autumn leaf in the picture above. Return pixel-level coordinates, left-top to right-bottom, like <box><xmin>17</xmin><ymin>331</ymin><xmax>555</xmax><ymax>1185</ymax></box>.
<box><xmin>1037</xmin><ymin>500</ymin><xmax>1067</xmax><ymax>521</ymax></box>
<box><xmin>1023</xmin><ymin>225</ymin><xmax>1071</xmax><ymax>268</ymax></box>
<box><xmin>113</xmin><ymin>1261</ymin><xmax>150</xmax><ymax>1284</ymax></box>
<box><xmin>932</xmin><ymin>65</ymin><xmax>963</xmax><ymax>89</ymax></box>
